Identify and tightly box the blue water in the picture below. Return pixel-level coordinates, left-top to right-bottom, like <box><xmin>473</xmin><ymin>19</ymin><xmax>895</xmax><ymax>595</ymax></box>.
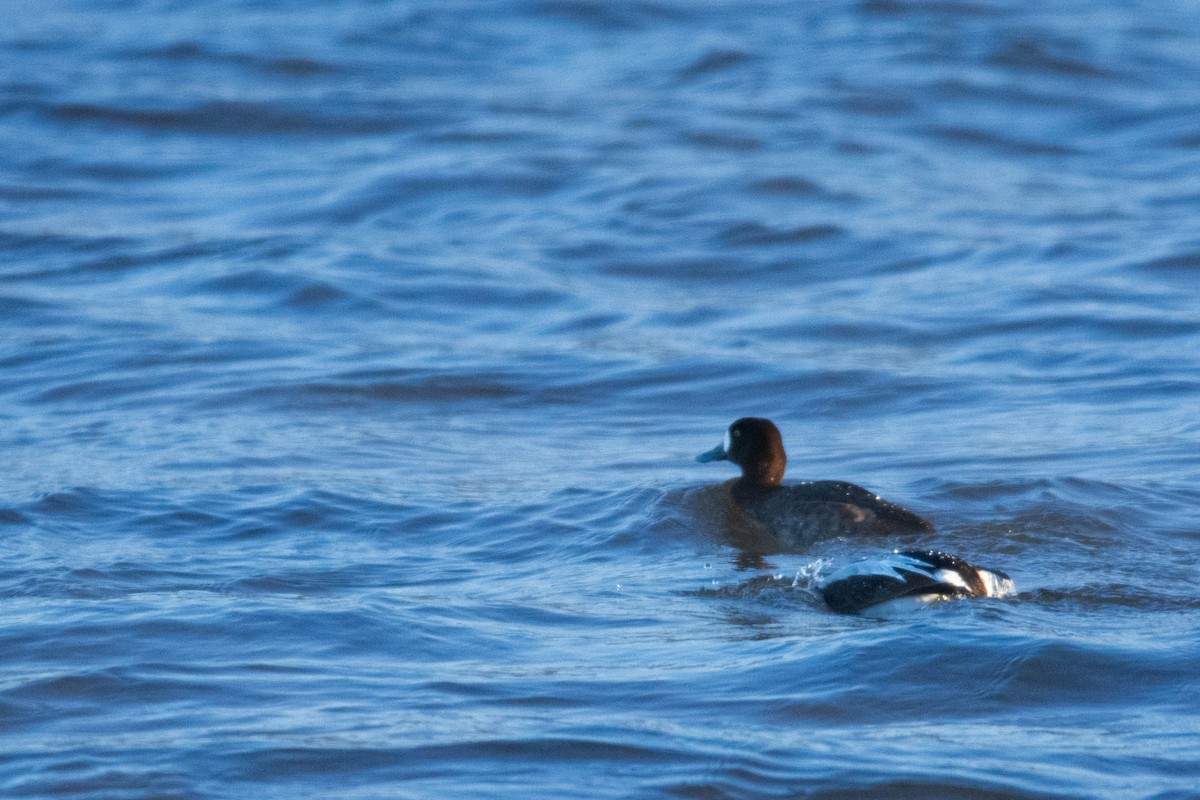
<box><xmin>3</xmin><ymin>1</ymin><xmax>1200</xmax><ymax>798</ymax></box>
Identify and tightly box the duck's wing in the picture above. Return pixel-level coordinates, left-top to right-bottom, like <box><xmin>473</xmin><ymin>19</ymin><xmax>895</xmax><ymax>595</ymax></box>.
<box><xmin>789</xmin><ymin>480</ymin><xmax>934</xmax><ymax>533</ymax></box>
<box><xmin>819</xmin><ymin>551</ymin><xmax>968</xmax><ymax>613</ymax></box>
<box><xmin>820</xmin><ymin>550</ymin><xmax>1015</xmax><ymax>614</ymax></box>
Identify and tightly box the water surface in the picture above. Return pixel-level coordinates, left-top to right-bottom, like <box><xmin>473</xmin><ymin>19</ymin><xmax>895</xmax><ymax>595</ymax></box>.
<box><xmin>3</xmin><ymin>1</ymin><xmax>1200</xmax><ymax>798</ymax></box>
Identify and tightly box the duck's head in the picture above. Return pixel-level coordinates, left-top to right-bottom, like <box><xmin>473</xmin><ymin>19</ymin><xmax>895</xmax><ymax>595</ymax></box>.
<box><xmin>696</xmin><ymin>417</ymin><xmax>786</xmax><ymax>487</ymax></box>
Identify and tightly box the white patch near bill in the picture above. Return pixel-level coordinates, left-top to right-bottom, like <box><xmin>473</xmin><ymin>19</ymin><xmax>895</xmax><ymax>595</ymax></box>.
<box><xmin>723</xmin><ymin>428</ymin><xmax>732</xmax><ymax>455</ymax></box>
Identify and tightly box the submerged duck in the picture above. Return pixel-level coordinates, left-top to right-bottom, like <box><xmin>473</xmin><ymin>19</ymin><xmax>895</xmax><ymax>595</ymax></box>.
<box><xmin>697</xmin><ymin>417</ymin><xmax>934</xmax><ymax>545</ymax></box>
<box><xmin>820</xmin><ymin>550</ymin><xmax>1015</xmax><ymax>614</ymax></box>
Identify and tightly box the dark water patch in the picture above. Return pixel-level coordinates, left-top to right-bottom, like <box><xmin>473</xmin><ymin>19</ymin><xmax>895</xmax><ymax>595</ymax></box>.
<box><xmin>433</xmin><ymin>597</ymin><xmax>646</xmax><ymax>632</ymax></box>
<box><xmin>801</xmin><ymin>779</ymin><xmax>1071</xmax><ymax>800</ymax></box>
<box><xmin>227</xmin><ymin>374</ymin><xmax>526</xmax><ymax>413</ymax></box>
<box><xmin>538</xmin><ymin>311</ymin><xmax>626</xmax><ymax>335</ymax></box>
<box><xmin>11</xmin><ymin>236</ymin><xmax>284</xmax><ymax>282</ymax></box>
<box><xmin>987</xmin><ymin>35</ymin><xmax>1117</xmax><ymax>80</ymax></box>
<box><xmin>754</xmin><ymin>318</ymin><xmax>919</xmax><ymax>346</ymax></box>
<box><xmin>748</xmin><ymin>175</ymin><xmax>824</xmax><ymax>196</ymax></box>
<box><xmin>600</xmin><ymin>256</ymin><xmax>745</xmax><ymax>282</ymax></box>
<box><xmin>1136</xmin><ymin>249</ymin><xmax>1200</xmax><ymax>273</ymax></box>
<box><xmin>0</xmin><ymin>37</ymin><xmax>76</xmax><ymax>54</ymax></box>
<box><xmin>727</xmin><ymin>368</ymin><xmax>970</xmax><ymax>418</ymax></box>
<box><xmin>598</xmin><ymin>245</ymin><xmax>889</xmax><ymax>284</ymax></box>
<box><xmin>924</xmin><ymin>125</ymin><xmax>1079</xmax><ymax>156</ymax></box>
<box><xmin>0</xmin><ymin>567</ymin><xmax>216</xmax><ymax>603</ymax></box>
<box><xmin>992</xmin><ymin>640</ymin><xmax>1191</xmax><ymax>705</ymax></box>
<box><xmin>67</xmin><ymin>160</ymin><xmax>187</xmax><ymax>181</ymax></box>
<box><xmin>129</xmin><ymin>40</ymin><xmax>345</xmax><ymax>78</ymax></box>
<box><xmin>203</xmin><ymin>486</ymin><xmax>419</xmax><ymax>533</ymax></box>
<box><xmin>3</xmin><ymin>236</ymin><xmax>311</xmax><ymax>311</ymax></box>
<box><xmin>284</xmin><ymin>281</ymin><xmax>350</xmax><ymax>308</ymax></box>
<box><xmin>932</xmin><ymin>476</ymin><xmax>1176</xmax><ymax>506</ymax></box>
<box><xmin>719</xmin><ymin>221</ymin><xmax>844</xmax><ymax>247</ymax></box>
<box><xmin>485</xmin><ymin>98</ymin><xmax>582</xmax><ymax>120</ymax></box>
<box><xmin>0</xmin><ymin>182</ymin><xmax>89</xmax><ymax>202</ymax></box>
<box><xmin>5</xmin><ymin>668</ymin><xmax>222</xmax><ymax>706</ymax></box>
<box><xmin>532</xmin><ymin>0</ymin><xmax>686</xmax><ymax>31</ymax></box>
<box><xmin>825</xmin><ymin>87</ymin><xmax>917</xmax><ymax>117</ymax></box>
<box><xmin>49</xmin><ymin>100</ymin><xmax>404</xmax><ymax>137</ymax></box>
<box><xmin>681</xmin><ymin>129</ymin><xmax>765</xmax><ymax>152</ymax></box>
<box><xmin>383</xmin><ymin>281</ymin><xmax>571</xmax><ymax>316</ymax></box>
<box><xmin>0</xmin><ymin>232</ymin><xmax>135</xmax><ymax>270</ymax></box>
<box><xmin>861</xmin><ymin>0</ymin><xmax>1005</xmax><ymax>18</ymax></box>
<box><xmin>0</xmin><ymin>509</ymin><xmax>30</xmax><ymax>526</ymax></box>
<box><xmin>195</xmin><ymin>270</ymin><xmax>378</xmax><ymax>315</ymax></box>
<box><xmin>237</xmin><ymin>736</ymin><xmax>684</xmax><ymax>786</ymax></box>
<box><xmin>1169</xmin><ymin>131</ymin><xmax>1200</xmax><ymax>149</ymax></box>
<box><xmin>427</xmin><ymin>127</ymin><xmax>544</xmax><ymax>145</ymax></box>
<box><xmin>257</xmin><ymin>492</ymin><xmax>367</xmax><ymax>533</ymax></box>
<box><xmin>31</xmin><ymin>375</ymin><xmax>166</xmax><ymax>407</ymax></box>
<box><xmin>222</xmin><ymin>566</ymin><xmax>393</xmax><ymax>597</ymax></box>
<box><xmin>25</xmin><ymin>488</ymin><xmax>134</xmax><ymax>519</ymax></box>
<box><xmin>945</xmin><ymin>311</ymin><xmax>1197</xmax><ymax>342</ymax></box>
<box><xmin>60</xmin><ymin>565</ymin><xmax>216</xmax><ymax>599</ymax></box>
<box><xmin>0</xmin><ymin>294</ymin><xmax>57</xmax><ymax>321</ymax></box>
<box><xmin>927</xmin><ymin>76</ymin><xmax>1096</xmax><ymax>110</ymax></box>
<box><xmin>969</xmin><ymin>506</ymin><xmax>1122</xmax><ymax>544</ymax></box>
<box><xmin>529</xmin><ymin>358</ymin><xmax>758</xmax><ymax>411</ymax></box>
<box><xmin>132</xmin><ymin>40</ymin><xmax>216</xmax><ymax>62</ymax></box>
<box><xmin>678</xmin><ymin>49</ymin><xmax>756</xmax><ymax>82</ymax></box>
<box><xmin>199</xmin><ymin>267</ymin><xmax>319</xmax><ymax>296</ymax></box>
<box><xmin>113</xmin><ymin>337</ymin><xmax>304</xmax><ymax>371</ymax></box>
<box><xmin>1028</xmin><ymin>586</ymin><xmax>1200</xmax><ymax>613</ymax></box>
<box><xmin>5</xmin><ymin>767</ymin><xmax>203</xmax><ymax>800</ymax></box>
<box><xmin>263</xmin><ymin>55</ymin><xmax>341</xmax><ymax>77</ymax></box>
<box><xmin>295</xmin><ymin>168</ymin><xmax>569</xmax><ymax>224</ymax></box>
<box><xmin>131</xmin><ymin>508</ymin><xmax>233</xmax><ymax>537</ymax></box>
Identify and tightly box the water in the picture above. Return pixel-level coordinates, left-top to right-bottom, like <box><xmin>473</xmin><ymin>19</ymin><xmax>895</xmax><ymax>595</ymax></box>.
<box><xmin>3</xmin><ymin>1</ymin><xmax>1200</xmax><ymax>797</ymax></box>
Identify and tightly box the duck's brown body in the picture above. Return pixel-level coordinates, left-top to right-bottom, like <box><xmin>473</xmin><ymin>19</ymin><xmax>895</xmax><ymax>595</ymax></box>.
<box><xmin>698</xmin><ymin>418</ymin><xmax>933</xmax><ymax>547</ymax></box>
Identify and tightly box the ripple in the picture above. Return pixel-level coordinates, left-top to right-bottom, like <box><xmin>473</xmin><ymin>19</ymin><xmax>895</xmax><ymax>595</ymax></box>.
<box><xmin>747</xmin><ymin>176</ymin><xmax>824</xmax><ymax>196</ymax></box>
<box><xmin>677</xmin><ymin>48</ymin><xmax>756</xmax><ymax>81</ymax></box>
<box><xmin>1137</xmin><ymin>249</ymin><xmax>1200</xmax><ymax>273</ymax></box>
<box><xmin>987</xmin><ymin>37</ymin><xmax>1116</xmax><ymax>80</ymax></box>
<box><xmin>719</xmin><ymin>221</ymin><xmax>844</xmax><ymax>247</ymax></box>
<box><xmin>924</xmin><ymin>125</ymin><xmax>1079</xmax><ymax>155</ymax></box>
<box><xmin>49</xmin><ymin>100</ymin><xmax>405</xmax><ymax>137</ymax></box>
<box><xmin>5</xmin><ymin>1</ymin><xmax>1200</xmax><ymax>798</ymax></box>
<box><xmin>533</xmin><ymin>0</ymin><xmax>685</xmax><ymax>30</ymax></box>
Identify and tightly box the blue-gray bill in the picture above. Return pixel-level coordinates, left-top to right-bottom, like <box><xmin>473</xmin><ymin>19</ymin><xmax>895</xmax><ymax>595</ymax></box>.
<box><xmin>696</xmin><ymin>444</ymin><xmax>727</xmax><ymax>462</ymax></box>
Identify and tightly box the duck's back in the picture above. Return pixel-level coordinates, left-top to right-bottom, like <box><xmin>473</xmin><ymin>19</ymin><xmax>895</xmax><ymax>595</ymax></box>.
<box><xmin>734</xmin><ymin>479</ymin><xmax>934</xmax><ymax>545</ymax></box>
<box><xmin>820</xmin><ymin>550</ymin><xmax>1015</xmax><ymax>614</ymax></box>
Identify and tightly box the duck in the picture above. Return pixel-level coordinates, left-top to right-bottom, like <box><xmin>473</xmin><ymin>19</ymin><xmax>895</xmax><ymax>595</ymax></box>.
<box><xmin>696</xmin><ymin>417</ymin><xmax>934</xmax><ymax>546</ymax></box>
<box><xmin>819</xmin><ymin>549</ymin><xmax>1015</xmax><ymax>614</ymax></box>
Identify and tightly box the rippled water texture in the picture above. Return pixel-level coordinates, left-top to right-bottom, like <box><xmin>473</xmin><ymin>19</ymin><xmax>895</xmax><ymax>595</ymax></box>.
<box><xmin>3</xmin><ymin>1</ymin><xmax>1200</xmax><ymax>798</ymax></box>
